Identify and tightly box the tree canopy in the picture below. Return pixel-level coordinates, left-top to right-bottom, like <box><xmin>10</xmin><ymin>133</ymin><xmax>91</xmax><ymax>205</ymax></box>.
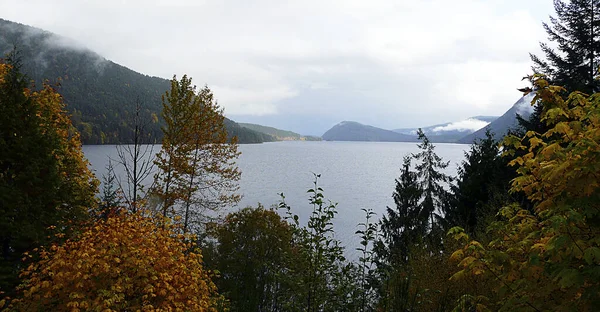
<box><xmin>0</xmin><ymin>59</ymin><xmax>98</xmax><ymax>295</ymax></box>
<box><xmin>5</xmin><ymin>212</ymin><xmax>219</xmax><ymax>311</ymax></box>
<box><xmin>531</xmin><ymin>0</ymin><xmax>600</xmax><ymax>94</ymax></box>
<box><xmin>451</xmin><ymin>76</ymin><xmax>600</xmax><ymax>311</ymax></box>
<box><xmin>151</xmin><ymin>75</ymin><xmax>240</xmax><ymax>232</ymax></box>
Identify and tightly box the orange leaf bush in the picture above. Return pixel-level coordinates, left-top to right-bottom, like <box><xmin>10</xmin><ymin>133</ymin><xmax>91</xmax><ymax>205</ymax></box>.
<box><xmin>5</xmin><ymin>212</ymin><xmax>219</xmax><ymax>311</ymax></box>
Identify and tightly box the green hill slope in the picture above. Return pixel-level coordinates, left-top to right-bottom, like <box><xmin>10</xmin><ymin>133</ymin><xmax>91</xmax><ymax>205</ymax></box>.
<box><xmin>322</xmin><ymin>121</ymin><xmax>418</xmax><ymax>142</ymax></box>
<box><xmin>224</xmin><ymin>120</ymin><xmax>276</xmax><ymax>143</ymax></box>
<box><xmin>239</xmin><ymin>123</ymin><xmax>321</xmax><ymax>141</ymax></box>
<box><xmin>0</xmin><ymin>18</ymin><xmax>270</xmax><ymax>144</ymax></box>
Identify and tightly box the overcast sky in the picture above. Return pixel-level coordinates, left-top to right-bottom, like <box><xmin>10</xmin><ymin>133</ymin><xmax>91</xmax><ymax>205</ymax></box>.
<box><xmin>1</xmin><ymin>0</ymin><xmax>556</xmax><ymax>135</ymax></box>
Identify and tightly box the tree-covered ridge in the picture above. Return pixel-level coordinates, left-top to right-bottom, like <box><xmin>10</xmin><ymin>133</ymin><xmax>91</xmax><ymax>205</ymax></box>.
<box><xmin>0</xmin><ymin>18</ymin><xmax>271</xmax><ymax>144</ymax></box>
<box><xmin>322</xmin><ymin>121</ymin><xmax>419</xmax><ymax>142</ymax></box>
<box><xmin>223</xmin><ymin>119</ymin><xmax>276</xmax><ymax>144</ymax></box>
<box><xmin>239</xmin><ymin>122</ymin><xmax>322</xmax><ymax>141</ymax></box>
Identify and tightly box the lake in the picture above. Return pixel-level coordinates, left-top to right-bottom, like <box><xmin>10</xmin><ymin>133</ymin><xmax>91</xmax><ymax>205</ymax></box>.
<box><xmin>83</xmin><ymin>141</ymin><xmax>470</xmax><ymax>259</ymax></box>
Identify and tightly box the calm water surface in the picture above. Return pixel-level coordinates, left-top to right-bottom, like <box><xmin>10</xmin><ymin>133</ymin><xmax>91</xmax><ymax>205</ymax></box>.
<box><xmin>83</xmin><ymin>141</ymin><xmax>469</xmax><ymax>258</ymax></box>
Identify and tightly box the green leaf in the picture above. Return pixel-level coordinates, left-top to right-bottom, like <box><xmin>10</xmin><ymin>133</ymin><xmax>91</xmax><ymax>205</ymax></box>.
<box><xmin>556</xmin><ymin>268</ymin><xmax>583</xmax><ymax>288</ymax></box>
<box><xmin>583</xmin><ymin>247</ymin><xmax>600</xmax><ymax>265</ymax></box>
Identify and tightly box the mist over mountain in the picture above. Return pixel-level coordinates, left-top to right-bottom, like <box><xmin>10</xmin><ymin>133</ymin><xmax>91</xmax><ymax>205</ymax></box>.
<box><xmin>393</xmin><ymin>116</ymin><xmax>498</xmax><ymax>143</ymax></box>
<box><xmin>0</xmin><ymin>19</ymin><xmax>538</xmax><ymax>146</ymax></box>
<box><xmin>458</xmin><ymin>93</ymin><xmax>535</xmax><ymax>144</ymax></box>
<box><xmin>322</xmin><ymin>94</ymin><xmax>536</xmax><ymax>145</ymax></box>
<box><xmin>322</xmin><ymin>115</ymin><xmax>500</xmax><ymax>143</ymax></box>
<box><xmin>0</xmin><ymin>18</ymin><xmax>272</xmax><ymax>144</ymax></box>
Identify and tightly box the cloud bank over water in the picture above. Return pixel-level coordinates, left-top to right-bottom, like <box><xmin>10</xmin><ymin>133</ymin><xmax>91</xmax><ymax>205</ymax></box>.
<box><xmin>432</xmin><ymin>118</ymin><xmax>491</xmax><ymax>133</ymax></box>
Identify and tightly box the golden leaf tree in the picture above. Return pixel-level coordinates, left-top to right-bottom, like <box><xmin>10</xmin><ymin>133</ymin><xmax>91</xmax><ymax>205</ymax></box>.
<box><xmin>5</xmin><ymin>212</ymin><xmax>219</xmax><ymax>311</ymax></box>
<box><xmin>450</xmin><ymin>76</ymin><xmax>600</xmax><ymax>311</ymax></box>
<box><xmin>152</xmin><ymin>75</ymin><xmax>240</xmax><ymax>232</ymax></box>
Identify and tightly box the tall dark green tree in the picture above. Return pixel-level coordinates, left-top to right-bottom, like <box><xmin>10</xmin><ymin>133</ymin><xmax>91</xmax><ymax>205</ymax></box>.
<box><xmin>530</xmin><ymin>0</ymin><xmax>600</xmax><ymax>94</ymax></box>
<box><xmin>376</xmin><ymin>156</ymin><xmax>423</xmax><ymax>265</ymax></box>
<box><xmin>0</xmin><ymin>57</ymin><xmax>98</xmax><ymax>295</ymax></box>
<box><xmin>446</xmin><ymin>129</ymin><xmax>510</xmax><ymax>234</ymax></box>
<box><xmin>373</xmin><ymin>156</ymin><xmax>424</xmax><ymax>312</ymax></box>
<box><xmin>374</xmin><ymin>135</ymin><xmax>453</xmax><ymax>311</ymax></box>
<box><xmin>412</xmin><ymin>129</ymin><xmax>452</xmax><ymax>242</ymax></box>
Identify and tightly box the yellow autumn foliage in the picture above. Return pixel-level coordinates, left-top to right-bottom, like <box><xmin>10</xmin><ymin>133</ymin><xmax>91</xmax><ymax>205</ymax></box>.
<box><xmin>0</xmin><ymin>63</ymin><xmax>6</xmax><ymax>84</ymax></box>
<box><xmin>450</xmin><ymin>76</ymin><xmax>600</xmax><ymax>311</ymax></box>
<box><xmin>5</xmin><ymin>212</ymin><xmax>219</xmax><ymax>311</ymax></box>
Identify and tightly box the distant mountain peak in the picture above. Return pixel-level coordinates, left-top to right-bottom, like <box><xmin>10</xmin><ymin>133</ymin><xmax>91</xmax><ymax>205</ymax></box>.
<box><xmin>337</xmin><ymin>120</ymin><xmax>360</xmax><ymax>126</ymax></box>
<box><xmin>515</xmin><ymin>92</ymin><xmax>537</xmax><ymax>116</ymax></box>
<box><xmin>323</xmin><ymin>121</ymin><xmax>417</xmax><ymax>142</ymax></box>
<box><xmin>457</xmin><ymin>93</ymin><xmax>536</xmax><ymax>144</ymax></box>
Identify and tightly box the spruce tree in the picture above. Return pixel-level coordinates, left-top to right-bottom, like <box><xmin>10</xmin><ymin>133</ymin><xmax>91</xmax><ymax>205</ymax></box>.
<box><xmin>377</xmin><ymin>156</ymin><xmax>423</xmax><ymax>265</ymax></box>
<box><xmin>531</xmin><ymin>0</ymin><xmax>600</xmax><ymax>94</ymax></box>
<box><xmin>446</xmin><ymin>129</ymin><xmax>509</xmax><ymax>234</ymax></box>
<box><xmin>412</xmin><ymin>129</ymin><xmax>452</xmax><ymax>243</ymax></box>
<box><xmin>375</xmin><ymin>135</ymin><xmax>451</xmax><ymax>311</ymax></box>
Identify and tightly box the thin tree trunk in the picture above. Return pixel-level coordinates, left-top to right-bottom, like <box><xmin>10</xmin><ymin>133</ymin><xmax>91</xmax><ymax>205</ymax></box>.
<box><xmin>183</xmin><ymin>140</ymin><xmax>201</xmax><ymax>233</ymax></box>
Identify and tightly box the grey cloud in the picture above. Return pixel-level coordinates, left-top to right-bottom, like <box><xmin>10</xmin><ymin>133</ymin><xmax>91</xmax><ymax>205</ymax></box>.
<box><xmin>0</xmin><ymin>0</ymin><xmax>557</xmax><ymax>133</ymax></box>
<box><xmin>1</xmin><ymin>19</ymin><xmax>109</xmax><ymax>75</ymax></box>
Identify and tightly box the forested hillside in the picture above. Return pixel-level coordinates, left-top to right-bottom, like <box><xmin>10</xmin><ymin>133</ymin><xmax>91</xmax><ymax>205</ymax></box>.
<box><xmin>0</xmin><ymin>19</ymin><xmax>270</xmax><ymax>144</ymax></box>
<box><xmin>239</xmin><ymin>122</ymin><xmax>321</xmax><ymax>141</ymax></box>
<box><xmin>322</xmin><ymin>121</ymin><xmax>418</xmax><ymax>142</ymax></box>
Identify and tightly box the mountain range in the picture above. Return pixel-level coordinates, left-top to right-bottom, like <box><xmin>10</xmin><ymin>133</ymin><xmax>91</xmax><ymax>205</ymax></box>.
<box><xmin>321</xmin><ymin>95</ymin><xmax>534</xmax><ymax>144</ymax></box>
<box><xmin>392</xmin><ymin>116</ymin><xmax>498</xmax><ymax>143</ymax></box>
<box><xmin>1</xmin><ymin>18</ymin><xmax>535</xmax><ymax>146</ymax></box>
<box><xmin>321</xmin><ymin>116</ymin><xmax>498</xmax><ymax>143</ymax></box>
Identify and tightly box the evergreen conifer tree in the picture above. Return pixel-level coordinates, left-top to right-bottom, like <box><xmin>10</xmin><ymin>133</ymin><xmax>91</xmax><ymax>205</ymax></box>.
<box><xmin>446</xmin><ymin>129</ymin><xmax>509</xmax><ymax>234</ymax></box>
<box><xmin>412</xmin><ymin>129</ymin><xmax>452</xmax><ymax>243</ymax></box>
<box><xmin>377</xmin><ymin>156</ymin><xmax>423</xmax><ymax>265</ymax></box>
<box><xmin>531</xmin><ymin>0</ymin><xmax>600</xmax><ymax>94</ymax></box>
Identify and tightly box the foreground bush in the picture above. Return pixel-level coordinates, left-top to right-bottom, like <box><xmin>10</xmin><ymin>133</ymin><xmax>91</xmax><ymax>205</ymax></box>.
<box><xmin>4</xmin><ymin>212</ymin><xmax>219</xmax><ymax>311</ymax></box>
